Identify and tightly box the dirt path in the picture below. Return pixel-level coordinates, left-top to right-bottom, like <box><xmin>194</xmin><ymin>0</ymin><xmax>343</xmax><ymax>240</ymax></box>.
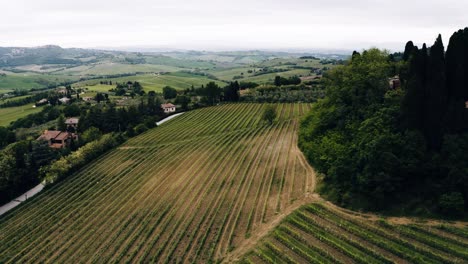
<box><xmin>223</xmin><ymin>188</ymin><xmax>468</xmax><ymax>263</ymax></box>
<box><xmin>221</xmin><ymin>195</ymin><xmax>318</xmax><ymax>263</ymax></box>
<box><xmin>323</xmin><ymin>200</ymin><xmax>468</xmax><ymax>228</ymax></box>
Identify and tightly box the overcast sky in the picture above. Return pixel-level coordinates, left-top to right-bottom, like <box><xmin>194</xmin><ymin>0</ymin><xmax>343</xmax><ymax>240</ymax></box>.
<box><xmin>1</xmin><ymin>0</ymin><xmax>467</xmax><ymax>52</ymax></box>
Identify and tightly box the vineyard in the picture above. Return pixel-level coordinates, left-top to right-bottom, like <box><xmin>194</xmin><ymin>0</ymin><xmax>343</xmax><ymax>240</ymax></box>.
<box><xmin>240</xmin><ymin>203</ymin><xmax>468</xmax><ymax>264</ymax></box>
<box><xmin>0</xmin><ymin>103</ymin><xmax>316</xmax><ymax>263</ymax></box>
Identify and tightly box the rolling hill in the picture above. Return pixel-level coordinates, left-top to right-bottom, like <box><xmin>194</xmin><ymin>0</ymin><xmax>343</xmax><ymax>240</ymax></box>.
<box><xmin>0</xmin><ymin>103</ymin><xmax>467</xmax><ymax>263</ymax></box>
<box><xmin>0</xmin><ymin>103</ymin><xmax>315</xmax><ymax>263</ymax></box>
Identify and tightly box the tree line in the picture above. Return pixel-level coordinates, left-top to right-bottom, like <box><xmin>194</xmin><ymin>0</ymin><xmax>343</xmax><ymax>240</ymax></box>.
<box><xmin>300</xmin><ymin>29</ymin><xmax>468</xmax><ymax>217</ymax></box>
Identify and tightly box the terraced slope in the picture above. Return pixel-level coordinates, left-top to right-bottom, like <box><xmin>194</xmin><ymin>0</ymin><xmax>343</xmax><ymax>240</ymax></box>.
<box><xmin>0</xmin><ymin>103</ymin><xmax>315</xmax><ymax>263</ymax></box>
<box><xmin>240</xmin><ymin>203</ymin><xmax>468</xmax><ymax>264</ymax></box>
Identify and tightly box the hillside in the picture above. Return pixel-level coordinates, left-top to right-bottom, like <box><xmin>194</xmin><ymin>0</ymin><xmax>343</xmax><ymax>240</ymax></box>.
<box><xmin>0</xmin><ymin>103</ymin><xmax>315</xmax><ymax>263</ymax></box>
<box><xmin>240</xmin><ymin>202</ymin><xmax>468</xmax><ymax>263</ymax></box>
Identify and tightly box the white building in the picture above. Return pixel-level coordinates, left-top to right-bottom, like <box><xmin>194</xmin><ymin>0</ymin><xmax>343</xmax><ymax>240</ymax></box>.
<box><xmin>161</xmin><ymin>103</ymin><xmax>176</xmax><ymax>113</ymax></box>
<box><xmin>59</xmin><ymin>97</ymin><xmax>71</xmax><ymax>104</ymax></box>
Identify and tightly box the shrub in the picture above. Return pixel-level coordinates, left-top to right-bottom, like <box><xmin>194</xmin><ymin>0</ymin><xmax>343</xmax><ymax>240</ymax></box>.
<box><xmin>438</xmin><ymin>192</ymin><xmax>465</xmax><ymax>216</ymax></box>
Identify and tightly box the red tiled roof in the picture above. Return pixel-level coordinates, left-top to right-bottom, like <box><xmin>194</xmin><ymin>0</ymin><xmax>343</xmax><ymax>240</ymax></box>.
<box><xmin>55</xmin><ymin>133</ymin><xmax>69</xmax><ymax>141</ymax></box>
<box><xmin>161</xmin><ymin>103</ymin><xmax>175</xmax><ymax>109</ymax></box>
<box><xmin>37</xmin><ymin>130</ymin><xmax>62</xmax><ymax>141</ymax></box>
<box><xmin>37</xmin><ymin>130</ymin><xmax>77</xmax><ymax>142</ymax></box>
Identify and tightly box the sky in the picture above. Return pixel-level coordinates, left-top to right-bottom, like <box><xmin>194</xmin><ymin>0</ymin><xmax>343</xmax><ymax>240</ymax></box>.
<box><xmin>1</xmin><ymin>0</ymin><xmax>467</xmax><ymax>52</ymax></box>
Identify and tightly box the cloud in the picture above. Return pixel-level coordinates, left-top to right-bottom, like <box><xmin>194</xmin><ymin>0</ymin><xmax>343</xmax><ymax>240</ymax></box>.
<box><xmin>1</xmin><ymin>0</ymin><xmax>467</xmax><ymax>51</ymax></box>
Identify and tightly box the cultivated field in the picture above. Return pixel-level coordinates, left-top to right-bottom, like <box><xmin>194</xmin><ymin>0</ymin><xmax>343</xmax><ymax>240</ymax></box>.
<box><xmin>240</xmin><ymin>203</ymin><xmax>468</xmax><ymax>264</ymax></box>
<box><xmin>74</xmin><ymin>72</ymin><xmax>227</xmax><ymax>92</ymax></box>
<box><xmin>0</xmin><ymin>105</ymin><xmax>43</xmax><ymax>127</ymax></box>
<box><xmin>0</xmin><ymin>103</ymin><xmax>315</xmax><ymax>263</ymax></box>
<box><xmin>55</xmin><ymin>63</ymin><xmax>183</xmax><ymax>76</ymax></box>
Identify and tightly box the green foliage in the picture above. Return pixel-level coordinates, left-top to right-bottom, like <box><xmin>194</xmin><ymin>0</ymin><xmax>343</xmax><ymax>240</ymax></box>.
<box><xmin>0</xmin><ymin>126</ymin><xmax>15</xmax><ymax>148</ymax></box>
<box><xmin>57</xmin><ymin>115</ymin><xmax>66</xmax><ymax>131</ymax></box>
<box><xmin>204</xmin><ymin>82</ymin><xmax>222</xmax><ymax>105</ymax></box>
<box><xmin>134</xmin><ymin>123</ymin><xmax>149</xmax><ymax>135</ymax></box>
<box><xmin>174</xmin><ymin>95</ymin><xmax>191</xmax><ymax>110</ymax></box>
<box><xmin>80</xmin><ymin>127</ymin><xmax>102</xmax><ymax>145</ymax></box>
<box><xmin>274</xmin><ymin>75</ymin><xmax>301</xmax><ymax>86</ymax></box>
<box><xmin>300</xmin><ymin>49</ymin><xmax>420</xmax><ymax>210</ymax></box>
<box><xmin>163</xmin><ymin>86</ymin><xmax>177</xmax><ymax>99</ymax></box>
<box><xmin>43</xmin><ymin>133</ymin><xmax>123</xmax><ymax>184</ymax></box>
<box><xmin>300</xmin><ymin>33</ymin><xmax>468</xmax><ymax>215</ymax></box>
<box><xmin>0</xmin><ymin>140</ymin><xmax>57</xmax><ymax>203</ymax></box>
<box><xmin>63</xmin><ymin>104</ymin><xmax>80</xmax><ymax>117</ymax></box>
<box><xmin>262</xmin><ymin>105</ymin><xmax>277</xmax><ymax>125</ymax></box>
<box><xmin>241</xmin><ymin>84</ymin><xmax>324</xmax><ymax>103</ymax></box>
<box><xmin>439</xmin><ymin>192</ymin><xmax>465</xmax><ymax>216</ymax></box>
<box><xmin>223</xmin><ymin>81</ymin><xmax>240</xmax><ymax>102</ymax></box>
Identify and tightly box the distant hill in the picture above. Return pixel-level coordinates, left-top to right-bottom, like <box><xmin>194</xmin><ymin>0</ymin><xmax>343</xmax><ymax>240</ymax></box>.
<box><xmin>0</xmin><ymin>45</ymin><xmax>349</xmax><ymax>67</ymax></box>
<box><xmin>0</xmin><ymin>45</ymin><xmax>106</xmax><ymax>66</ymax></box>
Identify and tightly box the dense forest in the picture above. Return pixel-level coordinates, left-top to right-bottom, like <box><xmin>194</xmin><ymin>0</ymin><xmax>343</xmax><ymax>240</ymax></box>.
<box><xmin>299</xmin><ymin>28</ymin><xmax>468</xmax><ymax>217</ymax></box>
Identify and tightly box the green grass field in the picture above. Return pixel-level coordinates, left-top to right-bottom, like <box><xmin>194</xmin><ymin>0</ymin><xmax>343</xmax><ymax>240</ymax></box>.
<box><xmin>0</xmin><ymin>95</ymin><xmax>31</xmax><ymax>104</ymax></box>
<box><xmin>0</xmin><ymin>72</ymin><xmax>81</xmax><ymax>91</ymax></box>
<box><xmin>55</xmin><ymin>63</ymin><xmax>183</xmax><ymax>76</ymax></box>
<box><xmin>75</xmin><ymin>72</ymin><xmax>227</xmax><ymax>92</ymax></box>
<box><xmin>0</xmin><ymin>105</ymin><xmax>43</xmax><ymax>127</ymax></box>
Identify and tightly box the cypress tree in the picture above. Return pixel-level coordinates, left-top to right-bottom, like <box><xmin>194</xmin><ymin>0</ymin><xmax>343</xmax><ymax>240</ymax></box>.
<box><xmin>403</xmin><ymin>41</ymin><xmax>415</xmax><ymax>61</ymax></box>
<box><xmin>424</xmin><ymin>35</ymin><xmax>447</xmax><ymax>149</ymax></box>
<box><xmin>444</xmin><ymin>28</ymin><xmax>468</xmax><ymax>133</ymax></box>
<box><xmin>401</xmin><ymin>45</ymin><xmax>426</xmax><ymax>131</ymax></box>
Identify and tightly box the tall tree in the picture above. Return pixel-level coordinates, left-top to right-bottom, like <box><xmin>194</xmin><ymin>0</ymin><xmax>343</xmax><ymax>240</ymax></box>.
<box><xmin>424</xmin><ymin>35</ymin><xmax>447</xmax><ymax>149</ymax></box>
<box><xmin>401</xmin><ymin>44</ymin><xmax>427</xmax><ymax>131</ymax></box>
<box><xmin>223</xmin><ymin>81</ymin><xmax>240</xmax><ymax>102</ymax></box>
<box><xmin>444</xmin><ymin>28</ymin><xmax>468</xmax><ymax>133</ymax></box>
<box><xmin>163</xmin><ymin>86</ymin><xmax>177</xmax><ymax>99</ymax></box>
<box><xmin>204</xmin><ymin>82</ymin><xmax>221</xmax><ymax>105</ymax></box>
<box><xmin>57</xmin><ymin>115</ymin><xmax>66</xmax><ymax>131</ymax></box>
<box><xmin>262</xmin><ymin>105</ymin><xmax>277</xmax><ymax>125</ymax></box>
<box><xmin>403</xmin><ymin>41</ymin><xmax>415</xmax><ymax>61</ymax></box>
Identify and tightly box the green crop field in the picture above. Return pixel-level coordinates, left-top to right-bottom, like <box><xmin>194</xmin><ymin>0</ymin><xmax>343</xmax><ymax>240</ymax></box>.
<box><xmin>55</xmin><ymin>63</ymin><xmax>183</xmax><ymax>76</ymax></box>
<box><xmin>242</xmin><ymin>69</ymin><xmax>315</xmax><ymax>84</ymax></box>
<box><xmin>0</xmin><ymin>105</ymin><xmax>43</xmax><ymax>127</ymax></box>
<box><xmin>75</xmin><ymin>72</ymin><xmax>227</xmax><ymax>92</ymax></box>
<box><xmin>0</xmin><ymin>72</ymin><xmax>81</xmax><ymax>90</ymax></box>
<box><xmin>240</xmin><ymin>203</ymin><xmax>468</xmax><ymax>264</ymax></box>
<box><xmin>1</xmin><ymin>103</ymin><xmax>467</xmax><ymax>263</ymax></box>
<box><xmin>0</xmin><ymin>103</ymin><xmax>315</xmax><ymax>263</ymax></box>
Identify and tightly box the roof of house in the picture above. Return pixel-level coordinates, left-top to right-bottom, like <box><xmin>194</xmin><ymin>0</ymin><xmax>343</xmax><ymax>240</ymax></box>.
<box><xmin>161</xmin><ymin>103</ymin><xmax>176</xmax><ymax>109</ymax></box>
<box><xmin>37</xmin><ymin>130</ymin><xmax>76</xmax><ymax>142</ymax></box>
<box><xmin>65</xmin><ymin>117</ymin><xmax>79</xmax><ymax>125</ymax></box>
<box><xmin>55</xmin><ymin>133</ymin><xmax>70</xmax><ymax>141</ymax></box>
<box><xmin>37</xmin><ymin>130</ymin><xmax>62</xmax><ymax>141</ymax></box>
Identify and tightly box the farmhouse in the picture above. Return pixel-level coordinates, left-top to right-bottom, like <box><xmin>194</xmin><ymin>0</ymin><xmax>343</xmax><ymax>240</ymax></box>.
<box><xmin>37</xmin><ymin>130</ymin><xmax>78</xmax><ymax>149</ymax></box>
<box><xmin>161</xmin><ymin>103</ymin><xmax>176</xmax><ymax>113</ymax></box>
<box><xmin>36</xmin><ymin>98</ymin><xmax>48</xmax><ymax>106</ymax></box>
<box><xmin>59</xmin><ymin>97</ymin><xmax>71</xmax><ymax>104</ymax></box>
<box><xmin>65</xmin><ymin>117</ymin><xmax>79</xmax><ymax>128</ymax></box>
<box><xmin>388</xmin><ymin>76</ymin><xmax>401</xmax><ymax>90</ymax></box>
